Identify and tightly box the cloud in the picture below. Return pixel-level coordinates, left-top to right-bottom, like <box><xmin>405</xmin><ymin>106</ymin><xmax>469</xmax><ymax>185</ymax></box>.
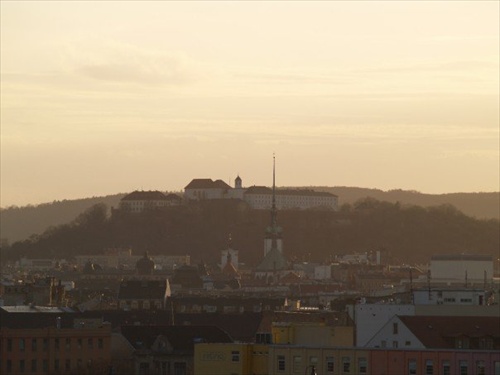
<box><xmin>61</xmin><ymin>38</ymin><xmax>203</xmax><ymax>86</ymax></box>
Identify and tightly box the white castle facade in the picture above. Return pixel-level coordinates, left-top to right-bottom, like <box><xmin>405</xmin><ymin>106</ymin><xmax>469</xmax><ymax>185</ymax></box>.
<box><xmin>184</xmin><ymin>176</ymin><xmax>338</xmax><ymax>211</ymax></box>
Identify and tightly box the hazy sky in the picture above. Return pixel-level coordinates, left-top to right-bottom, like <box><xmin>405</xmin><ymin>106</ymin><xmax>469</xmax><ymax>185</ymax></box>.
<box><xmin>1</xmin><ymin>1</ymin><xmax>499</xmax><ymax>207</ymax></box>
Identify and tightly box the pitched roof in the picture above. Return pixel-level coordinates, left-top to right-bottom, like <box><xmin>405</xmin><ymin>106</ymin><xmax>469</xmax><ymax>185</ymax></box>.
<box><xmin>431</xmin><ymin>254</ymin><xmax>492</xmax><ymax>261</ymax></box>
<box><xmin>398</xmin><ymin>315</ymin><xmax>500</xmax><ymax>349</ymax></box>
<box><xmin>245</xmin><ymin>186</ymin><xmax>337</xmax><ymax>197</ymax></box>
<box><xmin>184</xmin><ymin>179</ymin><xmax>232</xmax><ymax>189</ymax></box>
<box><xmin>118</xmin><ymin>279</ymin><xmax>169</xmax><ymax>300</ymax></box>
<box><xmin>121</xmin><ymin>191</ymin><xmax>168</xmax><ymax>201</ymax></box>
<box><xmin>184</xmin><ymin>179</ymin><xmax>214</xmax><ymax>189</ymax></box>
<box><xmin>173</xmin><ymin>312</ymin><xmax>263</xmax><ymax>342</ymax></box>
<box><xmin>222</xmin><ymin>260</ymin><xmax>239</xmax><ymax>277</ymax></box>
<box><xmin>120</xmin><ymin>325</ymin><xmax>232</xmax><ymax>352</ymax></box>
<box><xmin>278</xmin><ymin>271</ymin><xmax>302</xmax><ymax>284</ymax></box>
<box><xmin>165</xmin><ymin>193</ymin><xmax>182</xmax><ymax>201</ymax></box>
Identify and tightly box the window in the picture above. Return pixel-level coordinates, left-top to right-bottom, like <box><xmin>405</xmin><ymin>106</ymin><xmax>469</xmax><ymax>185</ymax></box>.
<box><xmin>393</xmin><ymin>322</ymin><xmax>399</xmax><ymax>334</ymax></box>
<box><xmin>293</xmin><ymin>356</ymin><xmax>302</xmax><ymax>373</ymax></box>
<box><xmin>358</xmin><ymin>358</ymin><xmax>367</xmax><ymax>374</ymax></box>
<box><xmin>381</xmin><ymin>340</ymin><xmax>386</xmax><ymax>348</ymax></box>
<box><xmin>65</xmin><ymin>359</ymin><xmax>71</xmax><ymax>372</ymax></box>
<box><xmin>256</xmin><ymin>333</ymin><xmax>272</xmax><ymax>344</ymax></box>
<box><xmin>476</xmin><ymin>361</ymin><xmax>485</xmax><ymax>375</ymax></box>
<box><xmin>278</xmin><ymin>355</ymin><xmax>286</xmax><ymax>372</ymax></box>
<box><xmin>54</xmin><ymin>338</ymin><xmax>59</xmax><ymax>350</ymax></box>
<box><xmin>19</xmin><ymin>360</ymin><xmax>25</xmax><ymax>373</ymax></box>
<box><xmin>405</xmin><ymin>341</ymin><xmax>411</xmax><ymax>346</ymax></box>
<box><xmin>231</xmin><ymin>351</ymin><xmax>240</xmax><ymax>362</ymax></box>
<box><xmin>19</xmin><ymin>338</ymin><xmax>25</xmax><ymax>351</ymax></box>
<box><xmin>77</xmin><ymin>338</ymin><xmax>82</xmax><ymax>349</ymax></box>
<box><xmin>7</xmin><ymin>339</ymin><xmax>12</xmax><ymax>352</ymax></box>
<box><xmin>88</xmin><ymin>338</ymin><xmax>93</xmax><ymax>349</ymax></box>
<box><xmin>310</xmin><ymin>357</ymin><xmax>318</xmax><ymax>365</ymax></box>
<box><xmin>326</xmin><ymin>357</ymin><xmax>334</xmax><ymax>373</ymax></box>
<box><xmin>31</xmin><ymin>359</ymin><xmax>37</xmax><ymax>372</ymax></box>
<box><xmin>425</xmin><ymin>359</ymin><xmax>433</xmax><ymax>375</ymax></box>
<box><xmin>98</xmin><ymin>338</ymin><xmax>103</xmax><ymax>349</ymax></box>
<box><xmin>54</xmin><ymin>359</ymin><xmax>60</xmax><ymax>372</ymax></box>
<box><xmin>6</xmin><ymin>360</ymin><xmax>12</xmax><ymax>373</ymax></box>
<box><xmin>43</xmin><ymin>338</ymin><xmax>48</xmax><ymax>351</ymax></box>
<box><xmin>392</xmin><ymin>340</ymin><xmax>398</xmax><ymax>348</ymax></box>
<box><xmin>459</xmin><ymin>360</ymin><xmax>468</xmax><ymax>375</ymax></box>
<box><xmin>342</xmin><ymin>357</ymin><xmax>350</xmax><ymax>373</ymax></box>
<box><xmin>65</xmin><ymin>338</ymin><xmax>71</xmax><ymax>350</ymax></box>
<box><xmin>442</xmin><ymin>360</ymin><xmax>451</xmax><ymax>375</ymax></box>
<box><xmin>32</xmin><ymin>339</ymin><xmax>37</xmax><ymax>351</ymax></box>
<box><xmin>408</xmin><ymin>359</ymin><xmax>417</xmax><ymax>375</ymax></box>
<box><xmin>456</xmin><ymin>338</ymin><xmax>469</xmax><ymax>349</ymax></box>
<box><xmin>173</xmin><ymin>362</ymin><xmax>186</xmax><ymax>375</ymax></box>
<box><xmin>495</xmin><ymin>362</ymin><xmax>500</xmax><ymax>375</ymax></box>
<box><xmin>42</xmin><ymin>360</ymin><xmax>48</xmax><ymax>373</ymax></box>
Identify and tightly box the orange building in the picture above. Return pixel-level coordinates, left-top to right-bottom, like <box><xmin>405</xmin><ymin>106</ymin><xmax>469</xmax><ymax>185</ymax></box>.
<box><xmin>0</xmin><ymin>321</ymin><xmax>111</xmax><ymax>374</ymax></box>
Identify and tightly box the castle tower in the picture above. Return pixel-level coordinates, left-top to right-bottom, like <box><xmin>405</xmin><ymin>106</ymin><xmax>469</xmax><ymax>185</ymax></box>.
<box><xmin>235</xmin><ymin>175</ymin><xmax>242</xmax><ymax>189</ymax></box>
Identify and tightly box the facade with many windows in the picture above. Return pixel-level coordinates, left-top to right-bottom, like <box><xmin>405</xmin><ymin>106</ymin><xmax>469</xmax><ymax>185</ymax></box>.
<box><xmin>194</xmin><ymin>343</ymin><xmax>500</xmax><ymax>375</ymax></box>
<box><xmin>0</xmin><ymin>323</ymin><xmax>111</xmax><ymax>375</ymax></box>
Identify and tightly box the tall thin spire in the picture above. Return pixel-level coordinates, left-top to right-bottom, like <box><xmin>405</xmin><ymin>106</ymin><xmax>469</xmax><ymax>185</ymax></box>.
<box><xmin>272</xmin><ymin>154</ymin><xmax>277</xmax><ymax>225</ymax></box>
<box><xmin>270</xmin><ymin>154</ymin><xmax>278</xmax><ymax>249</ymax></box>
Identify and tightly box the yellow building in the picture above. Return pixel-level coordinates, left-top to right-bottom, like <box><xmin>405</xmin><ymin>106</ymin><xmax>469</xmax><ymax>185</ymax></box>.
<box><xmin>194</xmin><ymin>343</ymin><xmax>269</xmax><ymax>375</ymax></box>
<box><xmin>272</xmin><ymin>322</ymin><xmax>353</xmax><ymax>347</ymax></box>
<box><xmin>194</xmin><ymin>343</ymin><xmax>370</xmax><ymax>375</ymax></box>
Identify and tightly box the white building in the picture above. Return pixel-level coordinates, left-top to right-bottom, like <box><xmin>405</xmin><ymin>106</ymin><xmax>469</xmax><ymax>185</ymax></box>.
<box><xmin>244</xmin><ymin>186</ymin><xmax>338</xmax><ymax>210</ymax></box>
<box><xmin>119</xmin><ymin>190</ymin><xmax>180</xmax><ymax>213</ymax></box>
<box><xmin>184</xmin><ymin>179</ymin><xmax>232</xmax><ymax>200</ymax></box>
<box><xmin>412</xmin><ymin>288</ymin><xmax>489</xmax><ymax>306</ymax></box>
<box><xmin>346</xmin><ymin>303</ymin><xmax>416</xmax><ymax>347</ymax></box>
<box><xmin>183</xmin><ymin>176</ymin><xmax>338</xmax><ymax>210</ymax></box>
<box><xmin>430</xmin><ymin>254</ymin><xmax>493</xmax><ymax>281</ymax></box>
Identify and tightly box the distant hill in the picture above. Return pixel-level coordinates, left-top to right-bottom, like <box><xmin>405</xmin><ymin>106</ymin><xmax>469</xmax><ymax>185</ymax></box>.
<box><xmin>0</xmin><ymin>187</ymin><xmax>498</xmax><ymax>243</ymax></box>
<box><xmin>0</xmin><ymin>195</ymin><xmax>125</xmax><ymax>243</ymax></box>
<box><xmin>301</xmin><ymin>187</ymin><xmax>499</xmax><ymax>221</ymax></box>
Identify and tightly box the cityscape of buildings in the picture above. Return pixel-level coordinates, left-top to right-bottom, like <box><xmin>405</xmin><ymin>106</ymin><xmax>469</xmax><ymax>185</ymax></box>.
<box><xmin>1</xmin><ymin>164</ymin><xmax>499</xmax><ymax>375</ymax></box>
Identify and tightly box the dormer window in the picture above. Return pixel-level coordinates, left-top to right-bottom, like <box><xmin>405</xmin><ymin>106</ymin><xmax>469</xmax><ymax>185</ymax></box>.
<box><xmin>456</xmin><ymin>337</ymin><xmax>470</xmax><ymax>349</ymax></box>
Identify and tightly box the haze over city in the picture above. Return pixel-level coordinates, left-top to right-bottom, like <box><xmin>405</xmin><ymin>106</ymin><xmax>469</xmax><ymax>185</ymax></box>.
<box><xmin>1</xmin><ymin>1</ymin><xmax>499</xmax><ymax>207</ymax></box>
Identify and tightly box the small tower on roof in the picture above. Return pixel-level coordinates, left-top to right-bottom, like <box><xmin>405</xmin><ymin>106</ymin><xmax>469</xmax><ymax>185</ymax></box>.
<box><xmin>221</xmin><ymin>233</ymin><xmax>239</xmax><ymax>271</ymax></box>
<box><xmin>234</xmin><ymin>175</ymin><xmax>242</xmax><ymax>189</ymax></box>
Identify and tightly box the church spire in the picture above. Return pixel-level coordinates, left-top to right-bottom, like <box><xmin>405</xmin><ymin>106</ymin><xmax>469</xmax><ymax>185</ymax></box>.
<box><xmin>264</xmin><ymin>154</ymin><xmax>283</xmax><ymax>256</ymax></box>
<box><xmin>270</xmin><ymin>154</ymin><xmax>279</xmax><ymax>249</ymax></box>
<box><xmin>271</xmin><ymin>154</ymin><xmax>277</xmax><ymax>225</ymax></box>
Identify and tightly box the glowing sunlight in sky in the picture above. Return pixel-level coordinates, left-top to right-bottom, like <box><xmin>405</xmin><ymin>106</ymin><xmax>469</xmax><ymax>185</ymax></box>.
<box><xmin>1</xmin><ymin>1</ymin><xmax>499</xmax><ymax>206</ymax></box>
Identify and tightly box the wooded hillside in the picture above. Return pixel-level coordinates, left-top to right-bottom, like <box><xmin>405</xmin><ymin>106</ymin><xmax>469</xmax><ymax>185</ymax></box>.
<box><xmin>1</xmin><ymin>187</ymin><xmax>498</xmax><ymax>243</ymax></box>
<box><xmin>2</xmin><ymin>198</ymin><xmax>498</xmax><ymax>266</ymax></box>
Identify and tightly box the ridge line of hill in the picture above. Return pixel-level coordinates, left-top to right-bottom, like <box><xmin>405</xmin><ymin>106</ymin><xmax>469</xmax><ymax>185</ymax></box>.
<box><xmin>0</xmin><ymin>187</ymin><xmax>498</xmax><ymax>244</ymax></box>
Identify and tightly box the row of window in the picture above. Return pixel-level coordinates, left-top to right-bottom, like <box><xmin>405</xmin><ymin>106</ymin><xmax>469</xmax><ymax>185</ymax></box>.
<box><xmin>275</xmin><ymin>356</ymin><xmax>497</xmax><ymax>375</ymax></box>
<box><xmin>4</xmin><ymin>358</ymin><xmax>97</xmax><ymax>374</ymax></box>
<box><xmin>6</xmin><ymin>337</ymin><xmax>104</xmax><ymax>352</ymax></box>
<box><xmin>277</xmin><ymin>355</ymin><xmax>367</xmax><ymax>373</ymax></box>
<box><xmin>408</xmin><ymin>359</ymin><xmax>490</xmax><ymax>375</ymax></box>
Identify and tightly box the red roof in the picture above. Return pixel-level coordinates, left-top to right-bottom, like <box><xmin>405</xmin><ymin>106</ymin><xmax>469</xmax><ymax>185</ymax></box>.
<box><xmin>121</xmin><ymin>191</ymin><xmax>168</xmax><ymax>201</ymax></box>
<box><xmin>399</xmin><ymin>315</ymin><xmax>500</xmax><ymax>349</ymax></box>
<box><xmin>185</xmin><ymin>179</ymin><xmax>231</xmax><ymax>189</ymax></box>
